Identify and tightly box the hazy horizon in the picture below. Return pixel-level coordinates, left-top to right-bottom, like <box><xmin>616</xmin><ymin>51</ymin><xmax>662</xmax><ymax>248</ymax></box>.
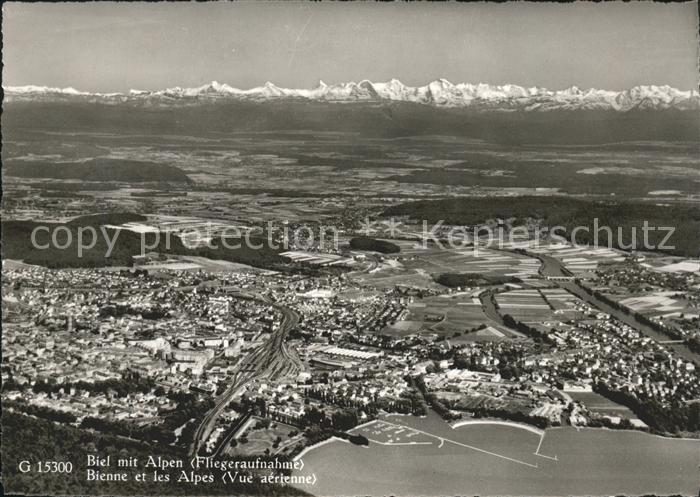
<box><xmin>2</xmin><ymin>1</ymin><xmax>699</xmax><ymax>93</ymax></box>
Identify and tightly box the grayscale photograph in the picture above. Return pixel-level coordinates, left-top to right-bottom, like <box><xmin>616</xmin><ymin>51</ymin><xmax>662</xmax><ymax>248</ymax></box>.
<box><xmin>1</xmin><ymin>1</ymin><xmax>699</xmax><ymax>496</ymax></box>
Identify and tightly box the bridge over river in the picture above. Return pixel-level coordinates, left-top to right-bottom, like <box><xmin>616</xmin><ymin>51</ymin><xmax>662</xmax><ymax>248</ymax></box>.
<box><xmin>530</xmin><ymin>252</ymin><xmax>699</xmax><ymax>363</ymax></box>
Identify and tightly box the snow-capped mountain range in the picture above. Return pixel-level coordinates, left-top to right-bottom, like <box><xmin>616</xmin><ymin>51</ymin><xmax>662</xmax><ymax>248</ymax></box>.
<box><xmin>5</xmin><ymin>79</ymin><xmax>699</xmax><ymax>111</ymax></box>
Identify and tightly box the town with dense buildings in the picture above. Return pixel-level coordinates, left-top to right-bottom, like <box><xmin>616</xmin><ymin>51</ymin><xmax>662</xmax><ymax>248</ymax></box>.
<box><xmin>3</xmin><ymin>2</ymin><xmax>700</xmax><ymax>495</ymax></box>
<box><xmin>3</xmin><ymin>199</ymin><xmax>700</xmax><ymax>468</ymax></box>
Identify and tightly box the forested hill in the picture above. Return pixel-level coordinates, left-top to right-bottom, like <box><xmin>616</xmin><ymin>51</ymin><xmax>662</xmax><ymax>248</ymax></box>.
<box><xmin>383</xmin><ymin>196</ymin><xmax>700</xmax><ymax>258</ymax></box>
<box><xmin>1</xmin><ymin>213</ymin><xmax>290</xmax><ymax>270</ymax></box>
<box><xmin>4</xmin><ymin>158</ymin><xmax>191</xmax><ymax>183</ymax></box>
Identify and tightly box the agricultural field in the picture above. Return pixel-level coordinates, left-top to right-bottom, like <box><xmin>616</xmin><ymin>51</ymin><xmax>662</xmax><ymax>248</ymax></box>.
<box><xmin>350</xmin><ymin>265</ymin><xmax>443</xmax><ymax>291</ymax></box>
<box><xmin>399</xmin><ymin>245</ymin><xmax>541</xmax><ymax>280</ymax></box>
<box><xmin>350</xmin><ymin>244</ymin><xmax>540</xmax><ymax>291</ymax></box>
<box><xmin>130</xmin><ymin>254</ymin><xmax>269</xmax><ymax>274</ymax></box>
<box><xmin>539</xmin><ymin>288</ymin><xmax>587</xmax><ymax>318</ymax></box>
<box><xmin>620</xmin><ymin>291</ymin><xmax>686</xmax><ymax>314</ymax></box>
<box><xmin>495</xmin><ymin>289</ymin><xmax>553</xmax><ymax>322</ymax></box>
<box><xmin>496</xmin><ymin>287</ymin><xmax>586</xmax><ymax>326</ymax></box>
<box><xmin>641</xmin><ymin>258</ymin><xmax>700</xmax><ymax>274</ymax></box>
<box><xmin>382</xmin><ymin>292</ymin><xmax>522</xmax><ymax>342</ymax></box>
<box><xmin>281</xmin><ymin>251</ymin><xmax>357</xmax><ymax>267</ymax></box>
<box><xmin>502</xmin><ymin>240</ymin><xmax>626</xmax><ymax>275</ymax></box>
<box><xmin>617</xmin><ymin>291</ymin><xmax>699</xmax><ymax>323</ymax></box>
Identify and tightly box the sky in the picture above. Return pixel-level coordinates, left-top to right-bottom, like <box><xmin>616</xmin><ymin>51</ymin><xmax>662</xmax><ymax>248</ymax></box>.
<box><xmin>2</xmin><ymin>1</ymin><xmax>698</xmax><ymax>93</ymax></box>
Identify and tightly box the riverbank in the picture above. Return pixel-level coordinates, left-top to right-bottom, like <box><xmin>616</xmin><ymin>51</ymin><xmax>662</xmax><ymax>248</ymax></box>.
<box><xmin>530</xmin><ymin>251</ymin><xmax>699</xmax><ymax>362</ymax></box>
<box><xmin>450</xmin><ymin>418</ymin><xmax>545</xmax><ymax>435</ymax></box>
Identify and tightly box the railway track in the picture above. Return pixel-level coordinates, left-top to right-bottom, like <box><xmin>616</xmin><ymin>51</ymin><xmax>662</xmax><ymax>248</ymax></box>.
<box><xmin>188</xmin><ymin>292</ymin><xmax>301</xmax><ymax>456</ymax></box>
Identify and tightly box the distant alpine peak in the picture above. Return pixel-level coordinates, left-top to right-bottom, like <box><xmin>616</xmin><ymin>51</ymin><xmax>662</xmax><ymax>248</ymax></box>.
<box><xmin>5</xmin><ymin>84</ymin><xmax>88</xmax><ymax>95</ymax></box>
<box><xmin>4</xmin><ymin>79</ymin><xmax>699</xmax><ymax>111</ymax></box>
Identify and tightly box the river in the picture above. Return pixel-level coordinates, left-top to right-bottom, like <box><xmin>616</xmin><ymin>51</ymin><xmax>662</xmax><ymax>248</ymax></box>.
<box><xmin>535</xmin><ymin>253</ymin><xmax>699</xmax><ymax>362</ymax></box>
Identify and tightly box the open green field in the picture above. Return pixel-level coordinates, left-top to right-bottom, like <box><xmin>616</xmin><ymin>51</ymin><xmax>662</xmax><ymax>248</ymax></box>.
<box><xmin>567</xmin><ymin>391</ymin><xmax>637</xmax><ymax>418</ymax></box>
<box><xmin>350</xmin><ymin>244</ymin><xmax>542</xmax><ymax>292</ymax></box>
<box><xmin>400</xmin><ymin>246</ymin><xmax>541</xmax><ymax>280</ymax></box>
<box><xmin>225</xmin><ymin>418</ymin><xmax>298</xmax><ymax>457</ymax></box>
<box><xmin>382</xmin><ymin>293</ymin><xmax>521</xmax><ymax>341</ymax></box>
<box><xmin>350</xmin><ymin>264</ymin><xmax>443</xmax><ymax>291</ymax></box>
